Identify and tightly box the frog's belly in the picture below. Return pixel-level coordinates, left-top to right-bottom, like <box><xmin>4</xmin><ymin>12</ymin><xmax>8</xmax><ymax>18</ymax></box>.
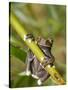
<box><xmin>30</xmin><ymin>58</ymin><xmax>50</xmax><ymax>81</ymax></box>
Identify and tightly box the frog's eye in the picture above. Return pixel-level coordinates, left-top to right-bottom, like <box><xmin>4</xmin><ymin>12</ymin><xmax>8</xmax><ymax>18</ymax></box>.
<box><xmin>48</xmin><ymin>38</ymin><xmax>53</xmax><ymax>44</ymax></box>
<box><xmin>45</xmin><ymin>39</ymin><xmax>53</xmax><ymax>47</ymax></box>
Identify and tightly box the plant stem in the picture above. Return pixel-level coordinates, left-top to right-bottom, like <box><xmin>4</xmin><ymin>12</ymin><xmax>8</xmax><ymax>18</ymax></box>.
<box><xmin>10</xmin><ymin>12</ymin><xmax>65</xmax><ymax>85</ymax></box>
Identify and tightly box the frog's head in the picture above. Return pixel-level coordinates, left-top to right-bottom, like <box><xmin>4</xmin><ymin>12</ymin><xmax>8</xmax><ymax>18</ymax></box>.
<box><xmin>37</xmin><ymin>37</ymin><xmax>53</xmax><ymax>48</ymax></box>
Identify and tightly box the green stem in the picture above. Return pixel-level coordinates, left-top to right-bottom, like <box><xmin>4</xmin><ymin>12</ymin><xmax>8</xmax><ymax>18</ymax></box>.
<box><xmin>10</xmin><ymin>12</ymin><xmax>65</xmax><ymax>85</ymax></box>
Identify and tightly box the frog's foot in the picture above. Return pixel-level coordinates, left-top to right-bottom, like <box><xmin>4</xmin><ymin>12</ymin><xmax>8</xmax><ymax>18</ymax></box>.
<box><xmin>24</xmin><ymin>33</ymin><xmax>35</xmax><ymax>41</ymax></box>
<box><xmin>26</xmin><ymin>70</ymin><xmax>31</xmax><ymax>76</ymax></box>
<box><xmin>47</xmin><ymin>56</ymin><xmax>55</xmax><ymax>65</ymax></box>
<box><xmin>37</xmin><ymin>79</ymin><xmax>42</xmax><ymax>85</ymax></box>
<box><xmin>41</xmin><ymin>56</ymin><xmax>55</xmax><ymax>68</ymax></box>
<box><xmin>18</xmin><ymin>71</ymin><xmax>27</xmax><ymax>76</ymax></box>
<box><xmin>18</xmin><ymin>70</ymin><xmax>31</xmax><ymax>77</ymax></box>
<box><xmin>32</xmin><ymin>74</ymin><xmax>39</xmax><ymax>79</ymax></box>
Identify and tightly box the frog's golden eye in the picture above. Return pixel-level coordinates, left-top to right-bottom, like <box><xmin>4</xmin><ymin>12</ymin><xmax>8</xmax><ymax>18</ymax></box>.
<box><xmin>45</xmin><ymin>38</ymin><xmax>53</xmax><ymax>47</ymax></box>
<box><xmin>48</xmin><ymin>38</ymin><xmax>53</xmax><ymax>44</ymax></box>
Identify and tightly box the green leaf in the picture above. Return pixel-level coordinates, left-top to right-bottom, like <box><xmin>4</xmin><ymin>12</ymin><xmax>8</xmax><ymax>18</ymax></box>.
<box><xmin>10</xmin><ymin>56</ymin><xmax>26</xmax><ymax>81</ymax></box>
<box><xmin>11</xmin><ymin>75</ymin><xmax>38</xmax><ymax>88</ymax></box>
<box><xmin>10</xmin><ymin>45</ymin><xmax>27</xmax><ymax>62</ymax></box>
<box><xmin>10</xmin><ymin>36</ymin><xmax>27</xmax><ymax>50</ymax></box>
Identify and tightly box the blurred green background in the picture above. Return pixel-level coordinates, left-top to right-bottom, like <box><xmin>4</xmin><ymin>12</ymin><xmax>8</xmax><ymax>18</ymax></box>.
<box><xmin>9</xmin><ymin>2</ymin><xmax>66</xmax><ymax>88</ymax></box>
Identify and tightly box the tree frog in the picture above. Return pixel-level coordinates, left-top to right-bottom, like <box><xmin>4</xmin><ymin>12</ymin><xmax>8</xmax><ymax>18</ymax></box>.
<box><xmin>26</xmin><ymin>34</ymin><xmax>55</xmax><ymax>85</ymax></box>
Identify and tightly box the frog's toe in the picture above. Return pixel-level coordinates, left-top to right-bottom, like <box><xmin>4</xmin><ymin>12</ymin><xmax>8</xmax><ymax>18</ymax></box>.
<box><xmin>32</xmin><ymin>74</ymin><xmax>39</xmax><ymax>79</ymax></box>
<box><xmin>26</xmin><ymin>70</ymin><xmax>31</xmax><ymax>76</ymax></box>
<box><xmin>37</xmin><ymin>79</ymin><xmax>42</xmax><ymax>85</ymax></box>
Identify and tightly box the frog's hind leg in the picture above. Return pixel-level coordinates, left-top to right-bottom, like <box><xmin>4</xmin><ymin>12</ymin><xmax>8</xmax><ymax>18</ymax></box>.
<box><xmin>26</xmin><ymin>49</ymin><xmax>34</xmax><ymax>76</ymax></box>
<box><xmin>37</xmin><ymin>69</ymin><xmax>50</xmax><ymax>85</ymax></box>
